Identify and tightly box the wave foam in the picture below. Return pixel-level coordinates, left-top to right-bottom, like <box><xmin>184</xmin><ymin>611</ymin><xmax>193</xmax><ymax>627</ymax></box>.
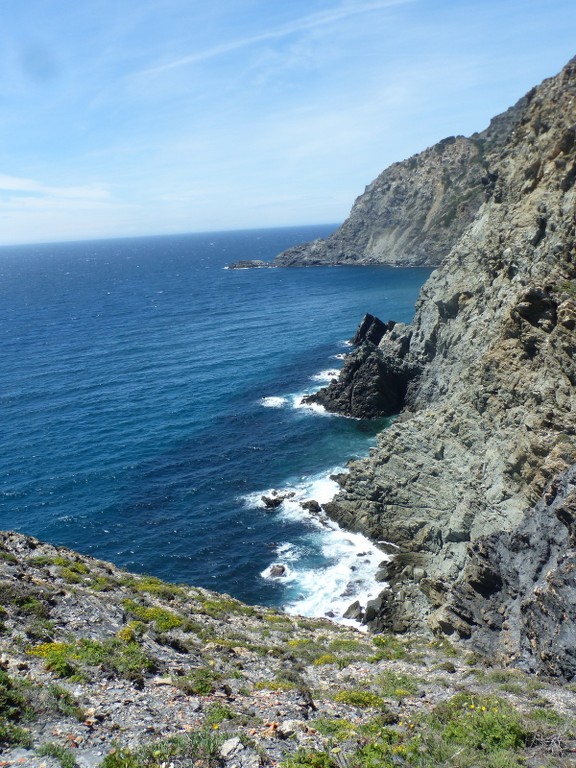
<box><xmin>243</xmin><ymin>468</ymin><xmax>388</xmax><ymax>626</ymax></box>
<box><xmin>309</xmin><ymin>369</ymin><xmax>339</xmax><ymax>383</ymax></box>
<box><xmin>260</xmin><ymin>396</ymin><xmax>289</xmax><ymax>408</ymax></box>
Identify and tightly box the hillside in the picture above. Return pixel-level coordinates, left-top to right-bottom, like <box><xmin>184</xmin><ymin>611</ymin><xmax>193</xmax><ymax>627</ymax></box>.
<box><xmin>2</xmin><ymin>531</ymin><xmax>576</xmax><ymax>767</ymax></box>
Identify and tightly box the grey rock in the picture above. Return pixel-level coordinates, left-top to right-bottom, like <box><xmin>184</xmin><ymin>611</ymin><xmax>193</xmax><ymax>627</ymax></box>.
<box><xmin>261</xmin><ymin>490</ymin><xmax>295</xmax><ymax>509</ymax></box>
<box><xmin>227</xmin><ymin>260</ymin><xmax>272</xmax><ymax>269</ymax></box>
<box><xmin>342</xmin><ymin>600</ymin><xmax>363</xmax><ymax>621</ymax></box>
<box><xmin>221</xmin><ymin>736</ymin><xmax>244</xmax><ymax>758</ymax></box>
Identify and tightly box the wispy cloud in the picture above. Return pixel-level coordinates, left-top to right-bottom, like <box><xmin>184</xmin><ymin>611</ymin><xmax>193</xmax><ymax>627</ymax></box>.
<box><xmin>137</xmin><ymin>0</ymin><xmax>413</xmax><ymax>76</ymax></box>
<box><xmin>0</xmin><ymin>174</ymin><xmax>109</xmax><ymax>201</ymax></box>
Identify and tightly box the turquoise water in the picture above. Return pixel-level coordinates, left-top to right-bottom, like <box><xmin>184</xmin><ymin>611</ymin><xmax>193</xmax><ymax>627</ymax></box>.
<box><xmin>0</xmin><ymin>226</ymin><xmax>430</xmax><ymax>616</ymax></box>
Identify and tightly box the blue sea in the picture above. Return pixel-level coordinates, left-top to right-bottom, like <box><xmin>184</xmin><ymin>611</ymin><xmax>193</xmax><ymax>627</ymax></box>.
<box><xmin>0</xmin><ymin>226</ymin><xmax>430</xmax><ymax>620</ymax></box>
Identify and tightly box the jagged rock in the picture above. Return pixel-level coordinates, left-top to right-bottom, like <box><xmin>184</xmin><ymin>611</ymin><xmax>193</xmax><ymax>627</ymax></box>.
<box><xmin>428</xmin><ymin>466</ymin><xmax>576</xmax><ymax>677</ymax></box>
<box><xmin>268</xmin><ymin>564</ymin><xmax>287</xmax><ymax>578</ymax></box>
<box><xmin>375</xmin><ymin>567</ymin><xmax>389</xmax><ymax>582</ymax></box>
<box><xmin>277</xmin><ymin>719</ymin><xmax>306</xmax><ymax>739</ymax></box>
<box><xmin>227</xmin><ymin>260</ymin><xmax>272</xmax><ymax>269</ymax></box>
<box><xmin>300</xmin><ymin>499</ymin><xmax>322</xmax><ymax>513</ymax></box>
<box><xmin>342</xmin><ymin>600</ymin><xmax>363</xmax><ymax>621</ymax></box>
<box><xmin>303</xmin><ymin>339</ymin><xmax>414</xmax><ymax>419</ymax></box>
<box><xmin>350</xmin><ymin>314</ymin><xmax>393</xmax><ymax>346</ymax></box>
<box><xmin>261</xmin><ymin>491</ymin><xmax>295</xmax><ymax>508</ymax></box>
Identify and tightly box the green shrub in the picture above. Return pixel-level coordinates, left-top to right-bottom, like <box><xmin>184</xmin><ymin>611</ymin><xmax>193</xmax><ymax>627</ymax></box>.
<box><xmin>333</xmin><ymin>689</ymin><xmax>385</xmax><ymax>709</ymax></box>
<box><xmin>311</xmin><ymin>717</ymin><xmax>357</xmax><ymax>740</ymax></box>
<box><xmin>122</xmin><ymin>599</ymin><xmax>183</xmax><ymax>632</ymax></box>
<box><xmin>432</xmin><ymin>693</ymin><xmax>527</xmax><ymax>751</ymax></box>
<box><xmin>173</xmin><ymin>667</ymin><xmax>221</xmax><ymax>695</ymax></box>
<box><xmin>101</xmin><ymin>728</ymin><xmax>225</xmax><ymax>768</ymax></box>
<box><xmin>120</xmin><ymin>575</ymin><xmax>186</xmax><ymax>601</ymax></box>
<box><xmin>205</xmin><ymin>702</ymin><xmax>236</xmax><ymax>725</ymax></box>
<box><xmin>45</xmin><ymin>684</ymin><xmax>84</xmax><ymax>720</ymax></box>
<box><xmin>0</xmin><ymin>670</ymin><xmax>33</xmax><ymax>748</ymax></box>
<box><xmin>378</xmin><ymin>670</ymin><xmax>420</xmax><ymax>698</ymax></box>
<box><xmin>37</xmin><ymin>742</ymin><xmax>78</xmax><ymax>768</ymax></box>
<box><xmin>371</xmin><ymin>634</ymin><xmax>408</xmax><ymax>660</ymax></box>
<box><xmin>27</xmin><ymin>638</ymin><xmax>155</xmax><ymax>681</ymax></box>
<box><xmin>282</xmin><ymin>750</ymin><xmax>336</xmax><ymax>768</ymax></box>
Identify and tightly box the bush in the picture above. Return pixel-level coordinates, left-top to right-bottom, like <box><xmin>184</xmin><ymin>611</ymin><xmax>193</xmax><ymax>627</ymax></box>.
<box><xmin>37</xmin><ymin>742</ymin><xmax>78</xmax><ymax>768</ymax></box>
<box><xmin>334</xmin><ymin>689</ymin><xmax>385</xmax><ymax>709</ymax></box>
<box><xmin>101</xmin><ymin>728</ymin><xmax>225</xmax><ymax>768</ymax></box>
<box><xmin>173</xmin><ymin>668</ymin><xmax>221</xmax><ymax>695</ymax></box>
<box><xmin>122</xmin><ymin>600</ymin><xmax>183</xmax><ymax>633</ymax></box>
<box><xmin>0</xmin><ymin>670</ymin><xmax>33</xmax><ymax>748</ymax></box>
<box><xmin>27</xmin><ymin>638</ymin><xmax>155</xmax><ymax>681</ymax></box>
<box><xmin>432</xmin><ymin>693</ymin><xmax>527</xmax><ymax>752</ymax></box>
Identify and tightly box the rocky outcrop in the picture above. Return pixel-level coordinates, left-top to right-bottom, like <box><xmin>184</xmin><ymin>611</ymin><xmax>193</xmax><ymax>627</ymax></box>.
<box><xmin>303</xmin><ymin>315</ymin><xmax>416</xmax><ymax>418</ymax></box>
<box><xmin>275</xmin><ymin>99</ymin><xmax>527</xmax><ymax>268</ymax></box>
<box><xmin>315</xmin><ymin>56</ymin><xmax>576</xmax><ymax>672</ymax></box>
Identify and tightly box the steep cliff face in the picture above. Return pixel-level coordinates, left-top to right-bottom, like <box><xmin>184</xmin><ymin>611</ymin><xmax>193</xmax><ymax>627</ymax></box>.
<box><xmin>275</xmin><ymin>100</ymin><xmax>526</xmax><ymax>267</ymax></box>
<box><xmin>319</xmin><ymin>57</ymin><xmax>576</xmax><ymax>672</ymax></box>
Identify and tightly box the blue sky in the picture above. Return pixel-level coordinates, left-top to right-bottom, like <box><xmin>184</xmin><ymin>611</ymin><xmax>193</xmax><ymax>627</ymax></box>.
<box><xmin>1</xmin><ymin>1</ymin><xmax>575</xmax><ymax>245</ymax></box>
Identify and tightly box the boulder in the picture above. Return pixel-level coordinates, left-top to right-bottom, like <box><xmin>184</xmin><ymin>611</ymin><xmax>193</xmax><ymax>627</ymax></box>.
<box><xmin>261</xmin><ymin>490</ymin><xmax>295</xmax><ymax>509</ymax></box>
<box><xmin>342</xmin><ymin>600</ymin><xmax>363</xmax><ymax>621</ymax></box>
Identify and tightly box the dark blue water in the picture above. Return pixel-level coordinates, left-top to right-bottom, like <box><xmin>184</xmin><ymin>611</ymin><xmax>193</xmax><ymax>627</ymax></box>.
<box><xmin>0</xmin><ymin>226</ymin><xmax>430</xmax><ymax>615</ymax></box>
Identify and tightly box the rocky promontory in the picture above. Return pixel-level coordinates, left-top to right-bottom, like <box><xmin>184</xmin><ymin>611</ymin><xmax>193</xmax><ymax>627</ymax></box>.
<box><xmin>308</xmin><ymin>56</ymin><xmax>576</xmax><ymax>675</ymax></box>
<box><xmin>275</xmin><ymin>98</ymin><xmax>528</xmax><ymax>268</ymax></box>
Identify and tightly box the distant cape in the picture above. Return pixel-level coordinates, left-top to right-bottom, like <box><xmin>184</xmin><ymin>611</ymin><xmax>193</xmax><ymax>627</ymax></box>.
<box><xmin>275</xmin><ymin>96</ymin><xmax>528</xmax><ymax>268</ymax></box>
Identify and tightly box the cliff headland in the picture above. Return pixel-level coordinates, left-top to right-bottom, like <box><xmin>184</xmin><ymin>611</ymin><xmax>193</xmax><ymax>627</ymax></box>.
<box><xmin>299</xmin><ymin>57</ymin><xmax>576</xmax><ymax>678</ymax></box>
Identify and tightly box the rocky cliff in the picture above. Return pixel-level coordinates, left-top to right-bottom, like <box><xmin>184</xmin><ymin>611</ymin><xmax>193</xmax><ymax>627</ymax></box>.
<box><xmin>311</xmin><ymin>57</ymin><xmax>576</xmax><ymax>675</ymax></box>
<box><xmin>275</xmin><ymin>98</ymin><xmax>527</xmax><ymax>267</ymax></box>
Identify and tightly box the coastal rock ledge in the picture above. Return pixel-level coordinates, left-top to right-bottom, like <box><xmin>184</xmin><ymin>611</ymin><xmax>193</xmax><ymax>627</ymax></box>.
<box><xmin>307</xmin><ymin>56</ymin><xmax>576</xmax><ymax>675</ymax></box>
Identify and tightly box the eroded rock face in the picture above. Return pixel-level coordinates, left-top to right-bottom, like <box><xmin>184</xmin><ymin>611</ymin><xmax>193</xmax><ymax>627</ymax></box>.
<box><xmin>317</xmin><ymin>56</ymin><xmax>576</xmax><ymax>659</ymax></box>
<box><xmin>430</xmin><ymin>466</ymin><xmax>576</xmax><ymax>678</ymax></box>
<box><xmin>275</xmin><ymin>99</ymin><xmax>527</xmax><ymax>268</ymax></box>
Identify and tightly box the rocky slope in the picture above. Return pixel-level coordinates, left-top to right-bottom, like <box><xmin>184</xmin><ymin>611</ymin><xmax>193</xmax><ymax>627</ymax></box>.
<box><xmin>2</xmin><ymin>531</ymin><xmax>576</xmax><ymax>767</ymax></box>
<box><xmin>306</xmin><ymin>57</ymin><xmax>576</xmax><ymax>674</ymax></box>
<box><xmin>275</xmin><ymin>99</ymin><xmax>527</xmax><ymax>267</ymax></box>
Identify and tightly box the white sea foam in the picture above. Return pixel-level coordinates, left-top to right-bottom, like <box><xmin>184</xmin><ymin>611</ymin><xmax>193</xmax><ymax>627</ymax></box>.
<box><xmin>283</xmin><ymin>527</ymin><xmax>388</xmax><ymax>627</ymax></box>
<box><xmin>292</xmin><ymin>395</ymin><xmax>328</xmax><ymax>414</ymax></box>
<box><xmin>242</xmin><ymin>467</ymin><xmax>389</xmax><ymax>627</ymax></box>
<box><xmin>310</xmin><ymin>369</ymin><xmax>339</xmax><ymax>383</ymax></box>
<box><xmin>260</xmin><ymin>396</ymin><xmax>289</xmax><ymax>408</ymax></box>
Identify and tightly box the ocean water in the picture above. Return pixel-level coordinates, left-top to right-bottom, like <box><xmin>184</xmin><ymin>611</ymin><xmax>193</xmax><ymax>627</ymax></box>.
<box><xmin>0</xmin><ymin>226</ymin><xmax>431</xmax><ymax>620</ymax></box>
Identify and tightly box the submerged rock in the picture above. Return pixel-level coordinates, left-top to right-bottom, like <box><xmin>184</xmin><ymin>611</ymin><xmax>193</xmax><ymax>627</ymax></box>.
<box><xmin>227</xmin><ymin>259</ymin><xmax>273</xmax><ymax>269</ymax></box>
